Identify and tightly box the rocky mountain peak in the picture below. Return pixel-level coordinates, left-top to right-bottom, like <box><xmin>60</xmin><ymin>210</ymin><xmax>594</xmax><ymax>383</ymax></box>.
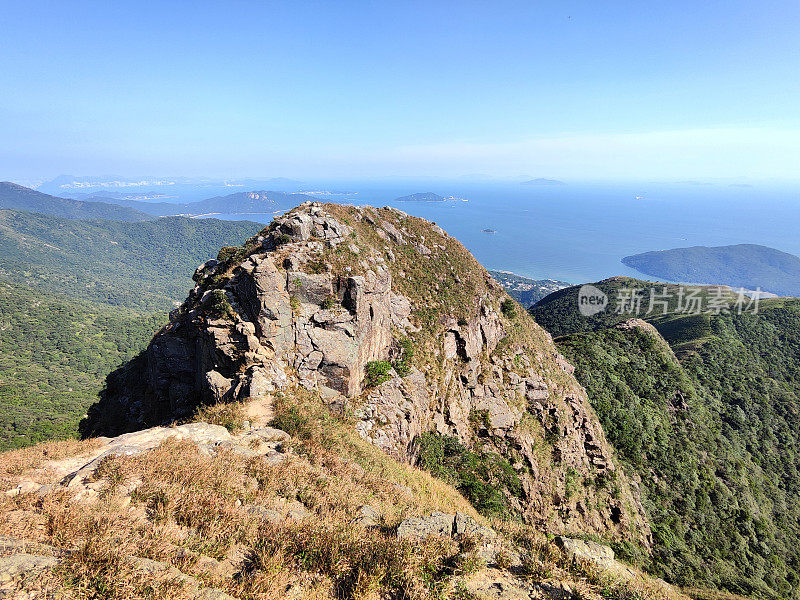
<box><xmin>88</xmin><ymin>201</ymin><xmax>650</xmax><ymax>545</ymax></box>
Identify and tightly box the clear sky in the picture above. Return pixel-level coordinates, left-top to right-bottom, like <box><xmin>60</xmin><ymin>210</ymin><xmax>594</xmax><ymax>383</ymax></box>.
<box><xmin>2</xmin><ymin>1</ymin><xmax>799</xmax><ymax>182</ymax></box>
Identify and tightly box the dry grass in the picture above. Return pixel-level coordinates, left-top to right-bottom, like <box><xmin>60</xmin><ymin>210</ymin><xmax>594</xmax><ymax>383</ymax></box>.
<box><xmin>0</xmin><ymin>389</ymin><xmax>480</xmax><ymax>600</ymax></box>
<box><xmin>190</xmin><ymin>400</ymin><xmax>248</xmax><ymax>432</ymax></box>
<box><xmin>0</xmin><ymin>437</ymin><xmax>102</xmax><ymax>480</ymax></box>
<box><xmin>269</xmin><ymin>387</ymin><xmax>482</xmax><ymax>523</ymax></box>
<box><xmin>0</xmin><ymin>389</ymin><xmax>698</xmax><ymax>600</ymax></box>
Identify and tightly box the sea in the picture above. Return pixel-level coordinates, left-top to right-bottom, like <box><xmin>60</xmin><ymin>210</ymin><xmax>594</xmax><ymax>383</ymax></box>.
<box><xmin>199</xmin><ymin>180</ymin><xmax>800</xmax><ymax>285</ymax></box>
<box><xmin>68</xmin><ymin>178</ymin><xmax>796</xmax><ymax>286</ymax></box>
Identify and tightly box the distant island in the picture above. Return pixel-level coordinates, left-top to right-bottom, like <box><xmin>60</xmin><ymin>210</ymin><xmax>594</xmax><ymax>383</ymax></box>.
<box><xmin>489</xmin><ymin>270</ymin><xmax>570</xmax><ymax>308</ymax></box>
<box><xmin>622</xmin><ymin>243</ymin><xmax>800</xmax><ymax>297</ymax></box>
<box><xmin>393</xmin><ymin>192</ymin><xmax>468</xmax><ymax>203</ymax></box>
<box><xmin>482</xmin><ymin>228</ymin><xmax>497</xmax><ymax>234</ymax></box>
<box><xmin>79</xmin><ymin>190</ymin><xmax>319</xmax><ymax>217</ymax></box>
<box><xmin>521</xmin><ymin>178</ymin><xmax>566</xmax><ymax>186</ymax></box>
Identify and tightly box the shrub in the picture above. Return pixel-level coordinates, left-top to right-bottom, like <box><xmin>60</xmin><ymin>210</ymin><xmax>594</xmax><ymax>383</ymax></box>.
<box><xmin>365</xmin><ymin>360</ymin><xmax>392</xmax><ymax>387</ymax></box>
<box><xmin>322</xmin><ymin>295</ymin><xmax>338</xmax><ymax>310</ymax></box>
<box><xmin>207</xmin><ymin>289</ymin><xmax>236</xmax><ymax>320</ymax></box>
<box><xmin>501</xmin><ymin>299</ymin><xmax>517</xmax><ymax>318</ymax></box>
<box><xmin>392</xmin><ymin>338</ymin><xmax>415</xmax><ymax>377</ymax></box>
<box><xmin>216</xmin><ymin>246</ymin><xmax>242</xmax><ymax>263</ymax></box>
<box><xmin>270</xmin><ymin>406</ymin><xmax>310</xmax><ymax>437</ymax></box>
<box><xmin>416</xmin><ymin>432</ymin><xmax>521</xmax><ymax>518</ymax></box>
<box><xmin>273</xmin><ymin>233</ymin><xmax>292</xmax><ymax>246</ymax></box>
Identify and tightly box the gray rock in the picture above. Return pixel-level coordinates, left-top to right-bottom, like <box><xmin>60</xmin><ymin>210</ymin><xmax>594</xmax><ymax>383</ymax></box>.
<box><xmin>251</xmin><ymin>427</ymin><xmax>291</xmax><ymax>443</ymax></box>
<box><xmin>555</xmin><ymin>536</ymin><xmax>615</xmax><ymax>568</ymax></box>
<box><xmin>454</xmin><ymin>512</ymin><xmax>497</xmax><ymax>541</ymax></box>
<box><xmin>0</xmin><ymin>553</ymin><xmax>58</xmax><ymax>583</ymax></box>
<box><xmin>380</xmin><ymin>222</ymin><xmax>405</xmax><ymax>244</ymax></box>
<box><xmin>287</xmin><ymin>271</ymin><xmax>333</xmax><ymax>306</ymax></box>
<box><xmin>205</xmin><ymin>370</ymin><xmax>233</xmax><ymax>402</ymax></box>
<box><xmin>353</xmin><ymin>505</ymin><xmax>380</xmax><ymax>527</ymax></box>
<box><xmin>397</xmin><ymin>511</ymin><xmax>455</xmax><ymax>539</ymax></box>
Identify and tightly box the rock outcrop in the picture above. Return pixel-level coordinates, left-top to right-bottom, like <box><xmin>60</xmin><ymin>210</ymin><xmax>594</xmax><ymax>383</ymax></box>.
<box><xmin>87</xmin><ymin>202</ymin><xmax>650</xmax><ymax>545</ymax></box>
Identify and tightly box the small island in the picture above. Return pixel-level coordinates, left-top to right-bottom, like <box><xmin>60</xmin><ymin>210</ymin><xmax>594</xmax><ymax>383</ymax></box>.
<box><xmin>482</xmin><ymin>228</ymin><xmax>497</xmax><ymax>234</ymax></box>
<box><xmin>622</xmin><ymin>243</ymin><xmax>800</xmax><ymax>297</ymax></box>
<box><xmin>521</xmin><ymin>178</ymin><xmax>566</xmax><ymax>186</ymax></box>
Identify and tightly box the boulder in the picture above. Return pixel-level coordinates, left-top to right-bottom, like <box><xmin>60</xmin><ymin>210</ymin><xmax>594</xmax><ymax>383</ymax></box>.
<box><xmin>454</xmin><ymin>512</ymin><xmax>497</xmax><ymax>541</ymax></box>
<box><xmin>353</xmin><ymin>505</ymin><xmax>380</xmax><ymax>527</ymax></box>
<box><xmin>397</xmin><ymin>511</ymin><xmax>455</xmax><ymax>539</ymax></box>
<box><xmin>554</xmin><ymin>536</ymin><xmax>615</xmax><ymax>569</ymax></box>
<box><xmin>0</xmin><ymin>553</ymin><xmax>58</xmax><ymax>583</ymax></box>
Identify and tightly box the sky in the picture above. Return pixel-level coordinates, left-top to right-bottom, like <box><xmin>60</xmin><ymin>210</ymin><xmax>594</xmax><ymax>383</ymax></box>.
<box><xmin>1</xmin><ymin>0</ymin><xmax>799</xmax><ymax>183</ymax></box>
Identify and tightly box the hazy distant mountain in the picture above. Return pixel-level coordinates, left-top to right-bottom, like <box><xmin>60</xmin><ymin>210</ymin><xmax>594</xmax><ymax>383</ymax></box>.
<box><xmin>393</xmin><ymin>192</ymin><xmax>446</xmax><ymax>202</ymax></box>
<box><xmin>88</xmin><ymin>190</ymin><xmax>319</xmax><ymax>217</ymax></box>
<box><xmin>39</xmin><ymin>175</ymin><xmax>304</xmax><ymax>197</ymax></box>
<box><xmin>622</xmin><ymin>243</ymin><xmax>800</xmax><ymax>297</ymax></box>
<box><xmin>521</xmin><ymin>178</ymin><xmax>566</xmax><ymax>186</ymax></box>
<box><xmin>0</xmin><ymin>182</ymin><xmax>154</xmax><ymax>222</ymax></box>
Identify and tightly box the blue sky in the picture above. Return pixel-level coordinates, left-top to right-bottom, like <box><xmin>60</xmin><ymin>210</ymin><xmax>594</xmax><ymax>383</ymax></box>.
<box><xmin>2</xmin><ymin>1</ymin><xmax>799</xmax><ymax>182</ymax></box>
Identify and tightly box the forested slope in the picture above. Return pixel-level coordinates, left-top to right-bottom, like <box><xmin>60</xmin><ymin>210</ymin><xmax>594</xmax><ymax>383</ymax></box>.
<box><xmin>534</xmin><ymin>282</ymin><xmax>800</xmax><ymax>598</ymax></box>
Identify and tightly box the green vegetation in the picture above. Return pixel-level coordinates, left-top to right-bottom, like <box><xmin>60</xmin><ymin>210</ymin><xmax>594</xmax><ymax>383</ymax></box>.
<box><xmin>0</xmin><ymin>209</ymin><xmax>261</xmax><ymax>449</ymax></box>
<box><xmin>364</xmin><ymin>361</ymin><xmax>392</xmax><ymax>387</ymax></box>
<box><xmin>0</xmin><ymin>209</ymin><xmax>262</xmax><ymax>311</ymax></box>
<box><xmin>531</xmin><ymin>277</ymin><xmax>739</xmax><ymax>338</ymax></box>
<box><xmin>392</xmin><ymin>338</ymin><xmax>415</xmax><ymax>377</ymax></box>
<box><xmin>536</xmin><ymin>279</ymin><xmax>800</xmax><ymax>599</ymax></box>
<box><xmin>500</xmin><ymin>298</ymin><xmax>517</xmax><ymax>318</ymax></box>
<box><xmin>0</xmin><ymin>281</ymin><xmax>162</xmax><ymax>450</ymax></box>
<box><xmin>416</xmin><ymin>432</ymin><xmax>522</xmax><ymax>518</ymax></box>
<box><xmin>623</xmin><ymin>243</ymin><xmax>800</xmax><ymax>297</ymax></box>
<box><xmin>0</xmin><ymin>181</ymin><xmax>154</xmax><ymax>222</ymax></box>
<box><xmin>207</xmin><ymin>289</ymin><xmax>236</xmax><ymax>320</ymax></box>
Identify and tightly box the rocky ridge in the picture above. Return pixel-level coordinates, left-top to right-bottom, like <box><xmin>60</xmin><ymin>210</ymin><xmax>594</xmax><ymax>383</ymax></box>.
<box><xmin>89</xmin><ymin>202</ymin><xmax>650</xmax><ymax>544</ymax></box>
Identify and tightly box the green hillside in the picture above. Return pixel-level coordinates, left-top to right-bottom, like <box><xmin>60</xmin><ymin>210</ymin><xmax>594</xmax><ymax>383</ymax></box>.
<box><xmin>0</xmin><ymin>210</ymin><xmax>262</xmax><ymax>449</ymax></box>
<box><xmin>0</xmin><ymin>181</ymin><xmax>154</xmax><ymax>222</ymax></box>
<box><xmin>0</xmin><ymin>209</ymin><xmax>262</xmax><ymax>310</ymax></box>
<box><xmin>534</xmin><ymin>281</ymin><xmax>800</xmax><ymax>599</ymax></box>
<box><xmin>622</xmin><ymin>244</ymin><xmax>800</xmax><ymax>297</ymax></box>
<box><xmin>0</xmin><ymin>281</ymin><xmax>163</xmax><ymax>450</ymax></box>
<box><xmin>531</xmin><ymin>276</ymin><xmax>740</xmax><ymax>338</ymax></box>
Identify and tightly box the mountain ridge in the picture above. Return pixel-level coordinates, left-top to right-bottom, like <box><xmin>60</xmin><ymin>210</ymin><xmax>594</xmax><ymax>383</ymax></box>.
<box><xmin>0</xmin><ymin>182</ymin><xmax>155</xmax><ymax>222</ymax></box>
<box><xmin>532</xmin><ymin>277</ymin><xmax>800</xmax><ymax>598</ymax></box>
<box><xmin>88</xmin><ymin>201</ymin><xmax>651</xmax><ymax>546</ymax></box>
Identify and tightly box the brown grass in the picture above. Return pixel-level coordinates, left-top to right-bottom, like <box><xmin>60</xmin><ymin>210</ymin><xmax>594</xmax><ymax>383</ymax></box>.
<box><xmin>0</xmin><ymin>388</ymin><xmax>697</xmax><ymax>600</ymax></box>
<box><xmin>0</xmin><ymin>437</ymin><xmax>102</xmax><ymax>480</ymax></box>
<box><xmin>190</xmin><ymin>401</ymin><xmax>248</xmax><ymax>432</ymax></box>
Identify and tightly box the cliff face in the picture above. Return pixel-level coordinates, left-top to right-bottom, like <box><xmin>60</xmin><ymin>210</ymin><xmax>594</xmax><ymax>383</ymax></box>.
<box><xmin>90</xmin><ymin>202</ymin><xmax>650</xmax><ymax>545</ymax></box>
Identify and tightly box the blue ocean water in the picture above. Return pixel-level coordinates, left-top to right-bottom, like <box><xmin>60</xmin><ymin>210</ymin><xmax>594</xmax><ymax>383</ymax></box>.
<box><xmin>205</xmin><ymin>180</ymin><xmax>800</xmax><ymax>285</ymax></box>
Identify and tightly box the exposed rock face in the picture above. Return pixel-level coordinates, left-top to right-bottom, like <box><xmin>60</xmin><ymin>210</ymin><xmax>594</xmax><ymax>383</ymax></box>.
<box><xmin>89</xmin><ymin>202</ymin><xmax>650</xmax><ymax>546</ymax></box>
<box><xmin>554</xmin><ymin>536</ymin><xmax>615</xmax><ymax>569</ymax></box>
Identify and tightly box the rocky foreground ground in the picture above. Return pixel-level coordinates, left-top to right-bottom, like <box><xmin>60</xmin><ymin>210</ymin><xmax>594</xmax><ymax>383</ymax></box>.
<box><xmin>0</xmin><ymin>392</ymin><xmax>685</xmax><ymax>600</ymax></box>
